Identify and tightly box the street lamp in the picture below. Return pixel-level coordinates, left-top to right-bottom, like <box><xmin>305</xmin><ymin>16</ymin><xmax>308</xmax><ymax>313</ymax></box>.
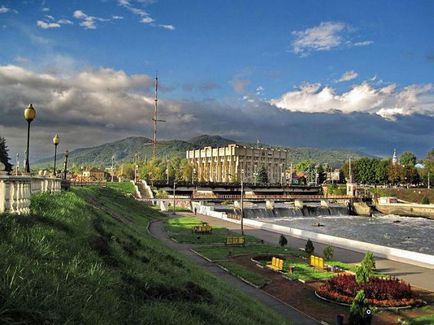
<box><xmin>52</xmin><ymin>134</ymin><xmax>59</xmax><ymax>176</ymax></box>
<box><xmin>240</xmin><ymin>169</ymin><xmax>245</xmax><ymax>236</ymax></box>
<box><xmin>63</xmin><ymin>150</ymin><xmax>69</xmax><ymax>180</ymax></box>
<box><xmin>24</xmin><ymin>104</ymin><xmax>36</xmax><ymax>173</ymax></box>
<box><xmin>172</xmin><ymin>179</ymin><xmax>176</xmax><ymax>215</ymax></box>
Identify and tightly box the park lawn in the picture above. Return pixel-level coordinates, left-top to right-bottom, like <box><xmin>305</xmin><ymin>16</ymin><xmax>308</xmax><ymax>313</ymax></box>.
<box><xmin>165</xmin><ymin>216</ymin><xmax>258</xmax><ymax>245</ymax></box>
<box><xmin>408</xmin><ymin>314</ymin><xmax>434</xmax><ymax>324</ymax></box>
<box><xmin>217</xmin><ymin>261</ymin><xmax>270</xmax><ymax>288</ymax></box>
<box><xmin>195</xmin><ymin>244</ymin><xmax>307</xmax><ymax>262</ymax></box>
<box><xmin>0</xmin><ymin>187</ymin><xmax>289</xmax><ymax>325</ymax></box>
<box><xmin>284</xmin><ymin>263</ymin><xmax>335</xmax><ymax>282</ymax></box>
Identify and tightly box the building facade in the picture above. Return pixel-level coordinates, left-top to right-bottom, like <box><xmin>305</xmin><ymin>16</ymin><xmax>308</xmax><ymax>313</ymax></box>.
<box><xmin>186</xmin><ymin>144</ymin><xmax>287</xmax><ymax>184</ymax></box>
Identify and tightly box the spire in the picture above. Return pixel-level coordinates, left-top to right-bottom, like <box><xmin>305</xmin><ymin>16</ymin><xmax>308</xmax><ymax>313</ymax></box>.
<box><xmin>392</xmin><ymin>148</ymin><xmax>398</xmax><ymax>165</ymax></box>
<box><xmin>151</xmin><ymin>73</ymin><xmax>165</xmax><ymax>160</ymax></box>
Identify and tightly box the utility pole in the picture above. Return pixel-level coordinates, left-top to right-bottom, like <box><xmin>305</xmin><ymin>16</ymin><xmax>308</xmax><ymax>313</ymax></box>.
<box><xmin>349</xmin><ymin>157</ymin><xmax>353</xmax><ymax>183</ymax></box>
<box><xmin>111</xmin><ymin>155</ymin><xmax>114</xmax><ymax>182</ymax></box>
<box><xmin>16</xmin><ymin>153</ymin><xmax>19</xmax><ymax>176</ymax></box>
<box><xmin>152</xmin><ymin>74</ymin><xmax>165</xmax><ymax>160</ymax></box>
<box><xmin>172</xmin><ymin>179</ymin><xmax>176</xmax><ymax>215</ymax></box>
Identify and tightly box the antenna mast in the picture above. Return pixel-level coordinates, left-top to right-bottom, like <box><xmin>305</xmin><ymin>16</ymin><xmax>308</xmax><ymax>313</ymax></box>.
<box><xmin>151</xmin><ymin>73</ymin><xmax>165</xmax><ymax>160</ymax></box>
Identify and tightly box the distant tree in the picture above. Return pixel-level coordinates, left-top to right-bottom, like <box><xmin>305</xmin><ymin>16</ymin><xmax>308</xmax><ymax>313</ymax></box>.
<box><xmin>354</xmin><ymin>158</ymin><xmax>376</xmax><ymax>184</ymax></box>
<box><xmin>374</xmin><ymin>159</ymin><xmax>389</xmax><ymax>184</ymax></box>
<box><xmin>0</xmin><ymin>137</ymin><xmax>12</xmax><ymax>172</ymax></box>
<box><xmin>305</xmin><ymin>239</ymin><xmax>314</xmax><ymax>255</ymax></box>
<box><xmin>400</xmin><ymin>151</ymin><xmax>417</xmax><ymax>167</ymax></box>
<box><xmin>316</xmin><ymin>165</ymin><xmax>326</xmax><ymax>184</ymax></box>
<box><xmin>296</xmin><ymin>160</ymin><xmax>313</xmax><ymax>173</ymax></box>
<box><xmin>278</xmin><ymin>234</ymin><xmax>288</xmax><ymax>247</ymax></box>
<box><xmin>387</xmin><ymin>163</ymin><xmax>401</xmax><ymax>184</ymax></box>
<box><xmin>323</xmin><ymin>245</ymin><xmax>334</xmax><ymax>261</ymax></box>
<box><xmin>180</xmin><ymin>159</ymin><xmax>193</xmax><ymax>182</ymax></box>
<box><xmin>400</xmin><ymin>166</ymin><xmax>419</xmax><ymax>185</ymax></box>
<box><xmin>256</xmin><ymin>165</ymin><xmax>268</xmax><ymax>185</ymax></box>
<box><xmin>426</xmin><ymin>148</ymin><xmax>434</xmax><ymax>162</ymax></box>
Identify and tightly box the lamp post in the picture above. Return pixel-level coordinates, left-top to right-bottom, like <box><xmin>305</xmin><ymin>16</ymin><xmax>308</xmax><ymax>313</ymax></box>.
<box><xmin>172</xmin><ymin>179</ymin><xmax>176</xmax><ymax>215</ymax></box>
<box><xmin>24</xmin><ymin>104</ymin><xmax>36</xmax><ymax>173</ymax></box>
<box><xmin>63</xmin><ymin>150</ymin><xmax>69</xmax><ymax>180</ymax></box>
<box><xmin>111</xmin><ymin>155</ymin><xmax>115</xmax><ymax>182</ymax></box>
<box><xmin>240</xmin><ymin>169</ymin><xmax>244</xmax><ymax>236</ymax></box>
<box><xmin>52</xmin><ymin>134</ymin><xmax>59</xmax><ymax>176</ymax></box>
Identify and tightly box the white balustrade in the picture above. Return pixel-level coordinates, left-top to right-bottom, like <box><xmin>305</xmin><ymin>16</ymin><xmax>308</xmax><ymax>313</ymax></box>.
<box><xmin>0</xmin><ymin>176</ymin><xmax>62</xmax><ymax>215</ymax></box>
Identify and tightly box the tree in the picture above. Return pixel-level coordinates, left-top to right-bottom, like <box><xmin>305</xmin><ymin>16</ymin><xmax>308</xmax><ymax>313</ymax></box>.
<box><xmin>296</xmin><ymin>160</ymin><xmax>313</xmax><ymax>173</ymax></box>
<box><xmin>278</xmin><ymin>234</ymin><xmax>288</xmax><ymax>247</ymax></box>
<box><xmin>374</xmin><ymin>159</ymin><xmax>389</xmax><ymax>184</ymax></box>
<box><xmin>387</xmin><ymin>163</ymin><xmax>401</xmax><ymax>184</ymax></box>
<box><xmin>349</xmin><ymin>290</ymin><xmax>372</xmax><ymax>325</ymax></box>
<box><xmin>0</xmin><ymin>137</ymin><xmax>12</xmax><ymax>172</ymax></box>
<box><xmin>256</xmin><ymin>165</ymin><xmax>268</xmax><ymax>185</ymax></box>
<box><xmin>305</xmin><ymin>239</ymin><xmax>314</xmax><ymax>255</ymax></box>
<box><xmin>323</xmin><ymin>245</ymin><xmax>334</xmax><ymax>260</ymax></box>
<box><xmin>399</xmin><ymin>151</ymin><xmax>417</xmax><ymax>167</ymax></box>
<box><xmin>356</xmin><ymin>252</ymin><xmax>375</xmax><ymax>284</ymax></box>
<box><xmin>421</xmin><ymin>196</ymin><xmax>430</xmax><ymax>204</ymax></box>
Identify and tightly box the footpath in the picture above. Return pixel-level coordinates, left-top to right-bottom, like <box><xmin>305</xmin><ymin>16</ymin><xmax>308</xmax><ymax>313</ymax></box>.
<box><xmin>185</xmin><ymin>212</ymin><xmax>434</xmax><ymax>292</ymax></box>
<box><xmin>148</xmin><ymin>218</ymin><xmax>318</xmax><ymax>325</ymax></box>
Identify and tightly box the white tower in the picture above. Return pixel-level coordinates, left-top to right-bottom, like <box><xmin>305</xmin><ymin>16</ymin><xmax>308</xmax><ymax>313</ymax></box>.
<box><xmin>392</xmin><ymin>149</ymin><xmax>398</xmax><ymax>165</ymax></box>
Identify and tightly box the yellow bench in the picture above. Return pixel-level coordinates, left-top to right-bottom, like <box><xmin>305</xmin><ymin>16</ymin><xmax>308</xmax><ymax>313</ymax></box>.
<box><xmin>225</xmin><ymin>236</ymin><xmax>245</xmax><ymax>246</ymax></box>
<box><xmin>310</xmin><ymin>255</ymin><xmax>324</xmax><ymax>269</ymax></box>
<box><xmin>266</xmin><ymin>257</ymin><xmax>284</xmax><ymax>272</ymax></box>
<box><xmin>192</xmin><ymin>223</ymin><xmax>212</xmax><ymax>234</ymax></box>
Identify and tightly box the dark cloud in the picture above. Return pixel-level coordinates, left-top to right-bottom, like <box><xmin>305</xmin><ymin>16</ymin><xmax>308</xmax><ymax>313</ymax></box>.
<box><xmin>1</xmin><ymin>64</ymin><xmax>433</xmax><ymax>162</ymax></box>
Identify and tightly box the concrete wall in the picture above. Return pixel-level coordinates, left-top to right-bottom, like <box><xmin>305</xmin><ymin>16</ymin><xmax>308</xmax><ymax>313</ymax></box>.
<box><xmin>196</xmin><ymin>203</ymin><xmax>434</xmax><ymax>269</ymax></box>
<box><xmin>376</xmin><ymin>203</ymin><xmax>434</xmax><ymax>219</ymax></box>
<box><xmin>0</xmin><ymin>176</ymin><xmax>62</xmax><ymax>215</ymax></box>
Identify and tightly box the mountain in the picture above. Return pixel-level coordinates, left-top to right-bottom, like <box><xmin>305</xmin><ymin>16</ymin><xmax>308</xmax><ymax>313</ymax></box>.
<box><xmin>34</xmin><ymin>134</ymin><xmax>371</xmax><ymax>168</ymax></box>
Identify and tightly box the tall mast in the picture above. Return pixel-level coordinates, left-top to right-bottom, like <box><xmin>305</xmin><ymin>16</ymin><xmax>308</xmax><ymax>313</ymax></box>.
<box><xmin>153</xmin><ymin>74</ymin><xmax>158</xmax><ymax>160</ymax></box>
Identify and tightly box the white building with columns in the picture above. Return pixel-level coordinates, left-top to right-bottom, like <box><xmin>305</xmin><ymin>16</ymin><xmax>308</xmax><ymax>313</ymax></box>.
<box><xmin>186</xmin><ymin>144</ymin><xmax>288</xmax><ymax>184</ymax></box>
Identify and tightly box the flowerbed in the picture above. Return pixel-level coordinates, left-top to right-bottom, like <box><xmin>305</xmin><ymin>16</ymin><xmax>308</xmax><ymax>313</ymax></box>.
<box><xmin>317</xmin><ymin>274</ymin><xmax>424</xmax><ymax>307</ymax></box>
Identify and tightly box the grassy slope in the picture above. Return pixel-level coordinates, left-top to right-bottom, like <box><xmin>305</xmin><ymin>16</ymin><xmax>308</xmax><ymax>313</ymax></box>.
<box><xmin>0</xmin><ymin>188</ymin><xmax>288</xmax><ymax>324</ymax></box>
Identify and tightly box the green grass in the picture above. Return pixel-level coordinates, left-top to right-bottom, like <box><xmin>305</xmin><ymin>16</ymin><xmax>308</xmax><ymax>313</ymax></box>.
<box><xmin>165</xmin><ymin>216</ymin><xmax>258</xmax><ymax>245</ymax></box>
<box><xmin>218</xmin><ymin>261</ymin><xmax>269</xmax><ymax>287</ymax></box>
<box><xmin>284</xmin><ymin>263</ymin><xmax>335</xmax><ymax>282</ymax></box>
<box><xmin>195</xmin><ymin>244</ymin><xmax>306</xmax><ymax>261</ymax></box>
<box><xmin>106</xmin><ymin>181</ymin><xmax>136</xmax><ymax>195</ymax></box>
<box><xmin>0</xmin><ymin>187</ymin><xmax>289</xmax><ymax>324</ymax></box>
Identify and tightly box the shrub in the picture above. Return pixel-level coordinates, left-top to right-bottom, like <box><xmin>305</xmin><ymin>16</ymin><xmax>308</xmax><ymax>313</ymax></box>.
<box><xmin>156</xmin><ymin>190</ymin><xmax>168</xmax><ymax>199</ymax></box>
<box><xmin>349</xmin><ymin>290</ymin><xmax>372</xmax><ymax>325</ymax></box>
<box><xmin>323</xmin><ymin>245</ymin><xmax>334</xmax><ymax>260</ymax></box>
<box><xmin>356</xmin><ymin>252</ymin><xmax>376</xmax><ymax>284</ymax></box>
<box><xmin>317</xmin><ymin>274</ymin><xmax>420</xmax><ymax>307</ymax></box>
<box><xmin>421</xmin><ymin>196</ymin><xmax>430</xmax><ymax>204</ymax></box>
<box><xmin>278</xmin><ymin>234</ymin><xmax>288</xmax><ymax>247</ymax></box>
<box><xmin>305</xmin><ymin>239</ymin><xmax>314</xmax><ymax>255</ymax></box>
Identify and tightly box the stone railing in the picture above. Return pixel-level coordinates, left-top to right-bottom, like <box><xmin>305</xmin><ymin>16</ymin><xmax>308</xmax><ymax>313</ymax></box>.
<box><xmin>0</xmin><ymin>175</ymin><xmax>62</xmax><ymax>215</ymax></box>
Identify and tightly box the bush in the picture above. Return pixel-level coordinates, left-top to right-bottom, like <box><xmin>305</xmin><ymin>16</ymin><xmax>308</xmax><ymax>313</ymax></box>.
<box><xmin>278</xmin><ymin>235</ymin><xmax>288</xmax><ymax>247</ymax></box>
<box><xmin>356</xmin><ymin>252</ymin><xmax>376</xmax><ymax>284</ymax></box>
<box><xmin>305</xmin><ymin>239</ymin><xmax>314</xmax><ymax>255</ymax></box>
<box><xmin>349</xmin><ymin>290</ymin><xmax>372</xmax><ymax>325</ymax></box>
<box><xmin>323</xmin><ymin>245</ymin><xmax>334</xmax><ymax>260</ymax></box>
<box><xmin>156</xmin><ymin>190</ymin><xmax>168</xmax><ymax>199</ymax></box>
<box><xmin>421</xmin><ymin>196</ymin><xmax>430</xmax><ymax>204</ymax></box>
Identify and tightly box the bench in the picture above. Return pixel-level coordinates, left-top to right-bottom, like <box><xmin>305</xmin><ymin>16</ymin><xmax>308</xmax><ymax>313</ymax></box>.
<box><xmin>266</xmin><ymin>257</ymin><xmax>284</xmax><ymax>272</ymax></box>
<box><xmin>310</xmin><ymin>255</ymin><xmax>324</xmax><ymax>269</ymax></box>
<box><xmin>225</xmin><ymin>236</ymin><xmax>245</xmax><ymax>246</ymax></box>
<box><xmin>192</xmin><ymin>222</ymin><xmax>212</xmax><ymax>234</ymax></box>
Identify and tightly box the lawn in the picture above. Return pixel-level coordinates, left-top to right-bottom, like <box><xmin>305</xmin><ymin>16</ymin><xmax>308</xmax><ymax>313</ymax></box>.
<box><xmin>0</xmin><ymin>187</ymin><xmax>289</xmax><ymax>324</ymax></box>
<box><xmin>106</xmin><ymin>181</ymin><xmax>136</xmax><ymax>195</ymax></box>
<box><xmin>165</xmin><ymin>216</ymin><xmax>258</xmax><ymax>245</ymax></box>
<box><xmin>284</xmin><ymin>262</ymin><xmax>335</xmax><ymax>282</ymax></box>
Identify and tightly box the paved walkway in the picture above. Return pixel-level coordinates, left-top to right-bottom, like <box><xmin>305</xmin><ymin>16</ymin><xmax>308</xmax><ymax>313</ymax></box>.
<box><xmin>148</xmin><ymin>219</ymin><xmax>318</xmax><ymax>324</ymax></box>
<box><xmin>185</xmin><ymin>212</ymin><xmax>434</xmax><ymax>292</ymax></box>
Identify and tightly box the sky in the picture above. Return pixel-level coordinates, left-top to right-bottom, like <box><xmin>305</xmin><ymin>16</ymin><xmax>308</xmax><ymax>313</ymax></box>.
<box><xmin>0</xmin><ymin>0</ymin><xmax>433</xmax><ymax>161</ymax></box>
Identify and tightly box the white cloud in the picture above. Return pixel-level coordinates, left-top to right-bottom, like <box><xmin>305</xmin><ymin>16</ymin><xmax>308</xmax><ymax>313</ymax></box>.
<box><xmin>292</xmin><ymin>22</ymin><xmax>347</xmax><ymax>55</ymax></box>
<box><xmin>58</xmin><ymin>18</ymin><xmax>73</xmax><ymax>25</ymax></box>
<box><xmin>338</xmin><ymin>70</ymin><xmax>358</xmax><ymax>82</ymax></box>
<box><xmin>270</xmin><ymin>81</ymin><xmax>434</xmax><ymax>119</ymax></box>
<box><xmin>0</xmin><ymin>5</ymin><xmax>10</xmax><ymax>14</ymax></box>
<box><xmin>354</xmin><ymin>40</ymin><xmax>373</xmax><ymax>47</ymax></box>
<box><xmin>42</xmin><ymin>7</ymin><xmax>50</xmax><ymax>12</ymax></box>
<box><xmin>291</xmin><ymin>21</ymin><xmax>372</xmax><ymax>56</ymax></box>
<box><xmin>159</xmin><ymin>24</ymin><xmax>175</xmax><ymax>30</ymax></box>
<box><xmin>37</xmin><ymin>20</ymin><xmax>61</xmax><ymax>29</ymax></box>
<box><xmin>141</xmin><ymin>16</ymin><xmax>154</xmax><ymax>24</ymax></box>
<box><xmin>73</xmin><ymin>10</ymin><xmax>108</xmax><ymax>29</ymax></box>
<box><xmin>112</xmin><ymin>15</ymin><xmax>124</xmax><ymax>20</ymax></box>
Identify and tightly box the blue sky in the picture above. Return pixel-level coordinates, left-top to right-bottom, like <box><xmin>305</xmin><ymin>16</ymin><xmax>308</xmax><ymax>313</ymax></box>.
<box><xmin>0</xmin><ymin>0</ymin><xmax>433</xmax><ymax>159</ymax></box>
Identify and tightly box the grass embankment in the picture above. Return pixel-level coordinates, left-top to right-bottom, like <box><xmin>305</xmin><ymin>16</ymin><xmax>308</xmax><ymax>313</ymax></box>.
<box><xmin>106</xmin><ymin>181</ymin><xmax>136</xmax><ymax>196</ymax></box>
<box><xmin>0</xmin><ymin>187</ymin><xmax>288</xmax><ymax>324</ymax></box>
<box><xmin>370</xmin><ymin>188</ymin><xmax>434</xmax><ymax>204</ymax></box>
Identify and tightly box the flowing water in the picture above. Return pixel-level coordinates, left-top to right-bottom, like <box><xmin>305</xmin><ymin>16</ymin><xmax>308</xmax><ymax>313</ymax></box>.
<box><xmin>213</xmin><ymin>204</ymin><xmax>434</xmax><ymax>255</ymax></box>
